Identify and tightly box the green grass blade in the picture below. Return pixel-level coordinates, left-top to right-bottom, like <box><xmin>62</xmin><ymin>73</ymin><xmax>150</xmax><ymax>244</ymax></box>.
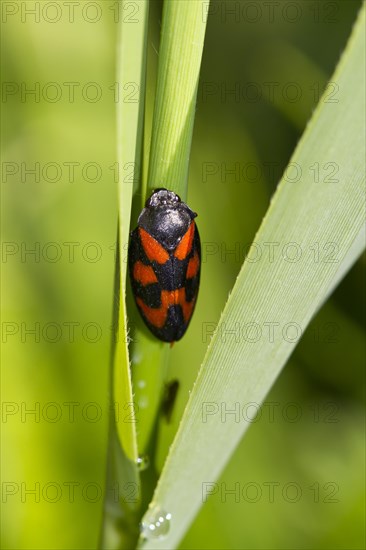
<box><xmin>147</xmin><ymin>0</ymin><xmax>209</xmax><ymax>199</ymax></box>
<box><xmin>130</xmin><ymin>0</ymin><xmax>210</xmax><ymax>456</ymax></box>
<box><xmin>114</xmin><ymin>0</ymin><xmax>149</xmax><ymax>467</ymax></box>
<box><xmin>100</xmin><ymin>2</ymin><xmax>149</xmax><ymax>547</ymax></box>
<box><xmin>138</xmin><ymin>5</ymin><xmax>366</xmax><ymax>548</ymax></box>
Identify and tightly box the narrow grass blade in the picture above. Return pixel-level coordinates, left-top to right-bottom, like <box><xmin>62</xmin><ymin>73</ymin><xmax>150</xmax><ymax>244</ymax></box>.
<box><xmin>147</xmin><ymin>0</ymin><xmax>210</xmax><ymax>199</ymax></box>
<box><xmin>138</xmin><ymin>5</ymin><xmax>366</xmax><ymax>548</ymax></box>
<box><xmin>100</xmin><ymin>2</ymin><xmax>149</xmax><ymax>547</ymax></box>
<box><xmin>113</xmin><ymin>0</ymin><xmax>149</xmax><ymax>467</ymax></box>
<box><xmin>130</xmin><ymin>0</ymin><xmax>210</xmax><ymax>457</ymax></box>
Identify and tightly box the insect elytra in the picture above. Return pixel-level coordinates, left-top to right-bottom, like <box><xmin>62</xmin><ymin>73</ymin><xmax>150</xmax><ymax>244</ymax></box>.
<box><xmin>128</xmin><ymin>188</ymin><xmax>201</xmax><ymax>342</ymax></box>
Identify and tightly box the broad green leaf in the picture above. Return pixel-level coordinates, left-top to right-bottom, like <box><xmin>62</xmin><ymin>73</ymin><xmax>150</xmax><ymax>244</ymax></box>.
<box><xmin>138</xmin><ymin>5</ymin><xmax>366</xmax><ymax>548</ymax></box>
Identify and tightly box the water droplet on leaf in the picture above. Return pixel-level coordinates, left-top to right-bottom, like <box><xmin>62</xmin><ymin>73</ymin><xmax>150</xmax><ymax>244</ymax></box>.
<box><xmin>140</xmin><ymin>505</ymin><xmax>172</xmax><ymax>540</ymax></box>
<box><xmin>136</xmin><ymin>455</ymin><xmax>150</xmax><ymax>471</ymax></box>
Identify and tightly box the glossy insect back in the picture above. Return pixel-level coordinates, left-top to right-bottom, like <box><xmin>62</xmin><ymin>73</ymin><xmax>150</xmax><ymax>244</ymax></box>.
<box><xmin>128</xmin><ymin>188</ymin><xmax>201</xmax><ymax>342</ymax></box>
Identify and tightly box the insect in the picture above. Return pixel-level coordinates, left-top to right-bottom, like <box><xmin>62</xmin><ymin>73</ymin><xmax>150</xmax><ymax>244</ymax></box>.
<box><xmin>128</xmin><ymin>188</ymin><xmax>201</xmax><ymax>342</ymax></box>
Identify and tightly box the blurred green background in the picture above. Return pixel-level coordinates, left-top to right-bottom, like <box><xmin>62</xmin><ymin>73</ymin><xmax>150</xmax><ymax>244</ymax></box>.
<box><xmin>1</xmin><ymin>1</ymin><xmax>364</xmax><ymax>549</ymax></box>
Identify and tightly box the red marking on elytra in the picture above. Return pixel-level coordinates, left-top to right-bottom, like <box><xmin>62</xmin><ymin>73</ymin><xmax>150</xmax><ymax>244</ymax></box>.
<box><xmin>174</xmin><ymin>222</ymin><xmax>195</xmax><ymax>260</ymax></box>
<box><xmin>136</xmin><ymin>288</ymin><xmax>195</xmax><ymax>328</ymax></box>
<box><xmin>133</xmin><ymin>261</ymin><xmax>158</xmax><ymax>285</ymax></box>
<box><xmin>139</xmin><ymin>228</ymin><xmax>169</xmax><ymax>264</ymax></box>
<box><xmin>186</xmin><ymin>251</ymin><xmax>200</xmax><ymax>279</ymax></box>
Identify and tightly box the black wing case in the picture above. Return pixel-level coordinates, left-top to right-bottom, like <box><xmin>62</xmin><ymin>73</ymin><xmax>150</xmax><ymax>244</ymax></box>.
<box><xmin>128</xmin><ymin>224</ymin><xmax>201</xmax><ymax>342</ymax></box>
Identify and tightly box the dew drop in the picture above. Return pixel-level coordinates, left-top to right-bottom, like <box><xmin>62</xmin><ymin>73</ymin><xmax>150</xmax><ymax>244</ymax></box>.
<box><xmin>139</xmin><ymin>396</ymin><xmax>149</xmax><ymax>409</ymax></box>
<box><xmin>140</xmin><ymin>505</ymin><xmax>172</xmax><ymax>540</ymax></box>
<box><xmin>136</xmin><ymin>454</ymin><xmax>150</xmax><ymax>471</ymax></box>
<box><xmin>131</xmin><ymin>349</ymin><xmax>143</xmax><ymax>364</ymax></box>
